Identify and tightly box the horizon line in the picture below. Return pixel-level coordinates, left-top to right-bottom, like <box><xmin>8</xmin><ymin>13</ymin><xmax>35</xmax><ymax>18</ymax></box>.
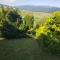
<box><xmin>0</xmin><ymin>3</ymin><xmax>60</xmax><ymax>8</ymax></box>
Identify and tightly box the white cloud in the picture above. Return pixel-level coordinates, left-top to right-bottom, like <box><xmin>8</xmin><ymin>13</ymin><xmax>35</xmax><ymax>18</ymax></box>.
<box><xmin>0</xmin><ymin>0</ymin><xmax>16</xmax><ymax>5</ymax></box>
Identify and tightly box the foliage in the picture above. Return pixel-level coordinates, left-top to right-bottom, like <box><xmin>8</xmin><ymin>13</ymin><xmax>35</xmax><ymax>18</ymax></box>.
<box><xmin>36</xmin><ymin>12</ymin><xmax>60</xmax><ymax>54</ymax></box>
<box><xmin>23</xmin><ymin>13</ymin><xmax>34</xmax><ymax>30</ymax></box>
<box><xmin>0</xmin><ymin>6</ymin><xmax>60</xmax><ymax>54</ymax></box>
<box><xmin>35</xmin><ymin>25</ymin><xmax>50</xmax><ymax>38</ymax></box>
<box><xmin>0</xmin><ymin>7</ymin><xmax>26</xmax><ymax>38</ymax></box>
<box><xmin>0</xmin><ymin>21</ymin><xmax>20</xmax><ymax>38</ymax></box>
<box><xmin>7</xmin><ymin>10</ymin><xmax>22</xmax><ymax>22</ymax></box>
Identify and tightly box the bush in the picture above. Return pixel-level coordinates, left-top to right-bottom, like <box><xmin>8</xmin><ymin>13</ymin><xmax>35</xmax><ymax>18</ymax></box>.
<box><xmin>36</xmin><ymin>12</ymin><xmax>60</xmax><ymax>54</ymax></box>
<box><xmin>38</xmin><ymin>32</ymin><xmax>60</xmax><ymax>54</ymax></box>
<box><xmin>23</xmin><ymin>14</ymin><xmax>34</xmax><ymax>30</ymax></box>
<box><xmin>7</xmin><ymin>10</ymin><xmax>22</xmax><ymax>22</ymax></box>
<box><xmin>0</xmin><ymin>21</ymin><xmax>21</xmax><ymax>38</ymax></box>
<box><xmin>0</xmin><ymin>7</ymin><xmax>27</xmax><ymax>39</ymax></box>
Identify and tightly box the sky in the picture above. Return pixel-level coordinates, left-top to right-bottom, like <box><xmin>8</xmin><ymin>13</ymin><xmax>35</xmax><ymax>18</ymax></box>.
<box><xmin>0</xmin><ymin>0</ymin><xmax>60</xmax><ymax>7</ymax></box>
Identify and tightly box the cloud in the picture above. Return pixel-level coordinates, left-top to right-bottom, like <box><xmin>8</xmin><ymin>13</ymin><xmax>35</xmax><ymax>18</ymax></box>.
<box><xmin>0</xmin><ymin>0</ymin><xmax>16</xmax><ymax>5</ymax></box>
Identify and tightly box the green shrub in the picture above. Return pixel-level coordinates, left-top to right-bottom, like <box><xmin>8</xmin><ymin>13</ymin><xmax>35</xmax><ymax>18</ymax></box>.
<box><xmin>38</xmin><ymin>32</ymin><xmax>60</xmax><ymax>54</ymax></box>
<box><xmin>0</xmin><ymin>7</ymin><xmax>27</xmax><ymax>39</ymax></box>
<box><xmin>0</xmin><ymin>21</ymin><xmax>20</xmax><ymax>38</ymax></box>
<box><xmin>36</xmin><ymin>12</ymin><xmax>60</xmax><ymax>54</ymax></box>
<box><xmin>23</xmin><ymin>14</ymin><xmax>34</xmax><ymax>30</ymax></box>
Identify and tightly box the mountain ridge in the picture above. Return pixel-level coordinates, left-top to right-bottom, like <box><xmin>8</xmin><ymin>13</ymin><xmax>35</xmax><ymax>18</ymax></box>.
<box><xmin>0</xmin><ymin>4</ymin><xmax>60</xmax><ymax>12</ymax></box>
<box><xmin>17</xmin><ymin>5</ymin><xmax>60</xmax><ymax>12</ymax></box>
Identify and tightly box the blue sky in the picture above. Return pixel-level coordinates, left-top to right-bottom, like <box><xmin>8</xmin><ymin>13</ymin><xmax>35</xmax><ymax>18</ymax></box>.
<box><xmin>0</xmin><ymin>0</ymin><xmax>60</xmax><ymax>7</ymax></box>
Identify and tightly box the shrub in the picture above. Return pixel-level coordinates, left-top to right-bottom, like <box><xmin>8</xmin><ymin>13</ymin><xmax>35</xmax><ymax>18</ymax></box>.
<box><xmin>0</xmin><ymin>21</ymin><xmax>21</xmax><ymax>38</ymax></box>
<box><xmin>0</xmin><ymin>7</ymin><xmax>26</xmax><ymax>39</ymax></box>
<box><xmin>36</xmin><ymin>12</ymin><xmax>60</xmax><ymax>54</ymax></box>
<box><xmin>23</xmin><ymin>14</ymin><xmax>34</xmax><ymax>30</ymax></box>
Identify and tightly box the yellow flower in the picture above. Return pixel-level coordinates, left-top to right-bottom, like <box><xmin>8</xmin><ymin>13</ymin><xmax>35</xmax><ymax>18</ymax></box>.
<box><xmin>35</xmin><ymin>26</ymin><xmax>47</xmax><ymax>38</ymax></box>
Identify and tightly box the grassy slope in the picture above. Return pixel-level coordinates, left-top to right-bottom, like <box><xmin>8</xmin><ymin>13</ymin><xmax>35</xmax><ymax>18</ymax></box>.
<box><xmin>0</xmin><ymin>38</ymin><xmax>60</xmax><ymax>60</ymax></box>
<box><xmin>21</xmin><ymin>10</ymin><xmax>52</xmax><ymax>26</ymax></box>
<box><xmin>21</xmin><ymin>10</ymin><xmax>52</xmax><ymax>18</ymax></box>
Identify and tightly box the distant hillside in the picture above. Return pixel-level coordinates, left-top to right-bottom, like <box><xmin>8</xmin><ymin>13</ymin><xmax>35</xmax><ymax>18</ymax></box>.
<box><xmin>0</xmin><ymin>4</ymin><xmax>60</xmax><ymax>13</ymax></box>
<box><xmin>18</xmin><ymin>5</ymin><xmax>60</xmax><ymax>12</ymax></box>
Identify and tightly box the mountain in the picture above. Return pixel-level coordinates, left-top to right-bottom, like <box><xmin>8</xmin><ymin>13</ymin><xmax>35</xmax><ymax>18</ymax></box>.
<box><xmin>0</xmin><ymin>4</ymin><xmax>60</xmax><ymax>12</ymax></box>
<box><xmin>18</xmin><ymin>5</ymin><xmax>60</xmax><ymax>12</ymax></box>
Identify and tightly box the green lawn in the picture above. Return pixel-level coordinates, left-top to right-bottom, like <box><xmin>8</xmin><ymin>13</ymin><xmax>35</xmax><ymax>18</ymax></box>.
<box><xmin>0</xmin><ymin>38</ymin><xmax>60</xmax><ymax>60</ymax></box>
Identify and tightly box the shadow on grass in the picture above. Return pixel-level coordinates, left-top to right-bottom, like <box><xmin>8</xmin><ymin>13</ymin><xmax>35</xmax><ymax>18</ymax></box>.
<box><xmin>0</xmin><ymin>37</ymin><xmax>60</xmax><ymax>60</ymax></box>
<box><xmin>36</xmin><ymin>35</ymin><xmax>60</xmax><ymax>56</ymax></box>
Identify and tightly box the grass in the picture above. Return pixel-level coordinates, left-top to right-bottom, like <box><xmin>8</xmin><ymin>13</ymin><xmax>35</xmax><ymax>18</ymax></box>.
<box><xmin>0</xmin><ymin>38</ymin><xmax>60</xmax><ymax>60</ymax></box>
<box><xmin>21</xmin><ymin>10</ymin><xmax>52</xmax><ymax>27</ymax></box>
<box><xmin>21</xmin><ymin>10</ymin><xmax>52</xmax><ymax>19</ymax></box>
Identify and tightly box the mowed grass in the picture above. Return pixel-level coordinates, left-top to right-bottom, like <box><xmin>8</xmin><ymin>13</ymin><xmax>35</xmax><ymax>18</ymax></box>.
<box><xmin>0</xmin><ymin>38</ymin><xmax>60</xmax><ymax>60</ymax></box>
